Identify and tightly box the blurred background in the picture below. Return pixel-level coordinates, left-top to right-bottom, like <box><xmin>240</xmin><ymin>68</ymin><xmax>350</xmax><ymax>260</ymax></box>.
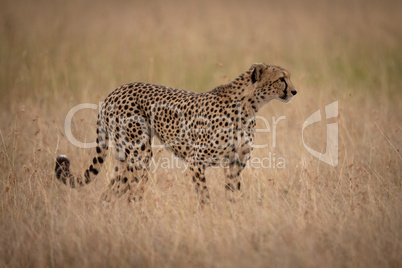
<box><xmin>1</xmin><ymin>0</ymin><xmax>401</xmax><ymax>100</ymax></box>
<box><xmin>0</xmin><ymin>0</ymin><xmax>401</xmax><ymax>267</ymax></box>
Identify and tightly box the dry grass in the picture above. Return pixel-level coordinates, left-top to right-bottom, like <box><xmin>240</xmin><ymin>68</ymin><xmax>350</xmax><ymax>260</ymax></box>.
<box><xmin>1</xmin><ymin>0</ymin><xmax>401</xmax><ymax>267</ymax></box>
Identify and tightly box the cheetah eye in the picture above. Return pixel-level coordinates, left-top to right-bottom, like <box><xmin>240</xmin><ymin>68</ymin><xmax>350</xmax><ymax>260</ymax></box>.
<box><xmin>280</xmin><ymin>77</ymin><xmax>286</xmax><ymax>82</ymax></box>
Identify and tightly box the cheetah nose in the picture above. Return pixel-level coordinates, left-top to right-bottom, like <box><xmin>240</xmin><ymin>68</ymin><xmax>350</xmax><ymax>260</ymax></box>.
<box><xmin>291</xmin><ymin>90</ymin><xmax>297</xmax><ymax>96</ymax></box>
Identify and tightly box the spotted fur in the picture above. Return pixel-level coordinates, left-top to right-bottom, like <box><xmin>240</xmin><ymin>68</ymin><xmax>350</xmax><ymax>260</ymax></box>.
<box><xmin>55</xmin><ymin>63</ymin><xmax>297</xmax><ymax>204</ymax></box>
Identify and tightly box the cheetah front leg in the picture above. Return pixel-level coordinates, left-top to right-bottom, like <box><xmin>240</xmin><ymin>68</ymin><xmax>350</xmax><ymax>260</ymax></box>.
<box><xmin>224</xmin><ymin>160</ymin><xmax>245</xmax><ymax>202</ymax></box>
<box><xmin>189</xmin><ymin>159</ymin><xmax>210</xmax><ymax>205</ymax></box>
<box><xmin>224</xmin><ymin>145</ymin><xmax>251</xmax><ymax>202</ymax></box>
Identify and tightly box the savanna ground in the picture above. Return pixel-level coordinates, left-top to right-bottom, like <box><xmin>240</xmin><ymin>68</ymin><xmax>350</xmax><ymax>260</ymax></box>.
<box><xmin>1</xmin><ymin>0</ymin><xmax>401</xmax><ymax>267</ymax></box>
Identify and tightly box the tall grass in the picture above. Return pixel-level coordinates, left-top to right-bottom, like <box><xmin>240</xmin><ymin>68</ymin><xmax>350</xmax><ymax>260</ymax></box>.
<box><xmin>0</xmin><ymin>0</ymin><xmax>401</xmax><ymax>267</ymax></box>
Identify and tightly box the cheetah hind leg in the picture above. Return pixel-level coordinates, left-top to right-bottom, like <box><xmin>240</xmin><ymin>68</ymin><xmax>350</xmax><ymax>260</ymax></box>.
<box><xmin>126</xmin><ymin>146</ymin><xmax>153</xmax><ymax>203</ymax></box>
<box><xmin>100</xmin><ymin>160</ymin><xmax>130</xmax><ymax>203</ymax></box>
<box><xmin>126</xmin><ymin>168</ymin><xmax>149</xmax><ymax>203</ymax></box>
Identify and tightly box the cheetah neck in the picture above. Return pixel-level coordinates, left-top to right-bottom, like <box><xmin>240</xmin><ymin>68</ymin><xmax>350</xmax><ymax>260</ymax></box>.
<box><xmin>211</xmin><ymin>70</ymin><xmax>275</xmax><ymax>116</ymax></box>
<box><xmin>212</xmin><ymin>71</ymin><xmax>251</xmax><ymax>99</ymax></box>
<box><xmin>211</xmin><ymin>73</ymin><xmax>257</xmax><ymax>119</ymax></box>
<box><xmin>251</xmin><ymin>94</ymin><xmax>277</xmax><ymax>112</ymax></box>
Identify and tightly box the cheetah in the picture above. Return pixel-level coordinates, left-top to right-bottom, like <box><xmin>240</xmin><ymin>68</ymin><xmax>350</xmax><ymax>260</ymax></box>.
<box><xmin>55</xmin><ymin>63</ymin><xmax>297</xmax><ymax>204</ymax></box>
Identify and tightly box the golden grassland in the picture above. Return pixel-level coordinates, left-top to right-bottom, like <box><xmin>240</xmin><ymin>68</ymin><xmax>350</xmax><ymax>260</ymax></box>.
<box><xmin>1</xmin><ymin>0</ymin><xmax>401</xmax><ymax>267</ymax></box>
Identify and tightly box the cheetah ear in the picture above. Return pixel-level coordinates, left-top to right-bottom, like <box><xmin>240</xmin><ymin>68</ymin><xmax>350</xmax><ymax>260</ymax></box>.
<box><xmin>250</xmin><ymin>63</ymin><xmax>265</xmax><ymax>84</ymax></box>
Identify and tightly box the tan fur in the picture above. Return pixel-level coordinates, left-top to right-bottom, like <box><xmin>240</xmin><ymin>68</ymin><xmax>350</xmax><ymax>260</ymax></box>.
<box><xmin>55</xmin><ymin>63</ymin><xmax>297</xmax><ymax>204</ymax></box>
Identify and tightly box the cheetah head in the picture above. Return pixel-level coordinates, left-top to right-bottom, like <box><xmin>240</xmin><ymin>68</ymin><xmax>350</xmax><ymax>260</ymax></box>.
<box><xmin>249</xmin><ymin>63</ymin><xmax>297</xmax><ymax>106</ymax></box>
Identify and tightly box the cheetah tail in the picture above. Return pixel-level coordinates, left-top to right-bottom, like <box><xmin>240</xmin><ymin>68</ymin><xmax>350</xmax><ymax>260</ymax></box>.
<box><xmin>55</xmin><ymin>141</ymin><xmax>108</xmax><ymax>188</ymax></box>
